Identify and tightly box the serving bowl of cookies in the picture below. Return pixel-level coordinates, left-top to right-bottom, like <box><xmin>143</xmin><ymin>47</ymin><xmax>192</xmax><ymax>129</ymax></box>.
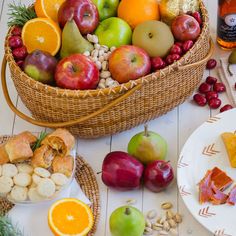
<box><xmin>0</xmin><ymin>128</ymin><xmax>76</xmax><ymax>204</ymax></box>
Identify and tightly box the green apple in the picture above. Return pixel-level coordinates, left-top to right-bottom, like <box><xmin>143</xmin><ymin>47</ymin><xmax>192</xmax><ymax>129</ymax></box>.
<box><xmin>110</xmin><ymin>206</ymin><xmax>145</xmax><ymax>236</ymax></box>
<box><xmin>95</xmin><ymin>17</ymin><xmax>132</xmax><ymax>48</ymax></box>
<box><xmin>127</xmin><ymin>125</ymin><xmax>167</xmax><ymax>165</ymax></box>
<box><xmin>92</xmin><ymin>0</ymin><xmax>119</xmax><ymax>21</ymax></box>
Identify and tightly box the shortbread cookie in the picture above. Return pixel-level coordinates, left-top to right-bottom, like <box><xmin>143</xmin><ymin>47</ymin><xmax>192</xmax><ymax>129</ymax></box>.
<box><xmin>34</xmin><ymin>167</ymin><xmax>50</xmax><ymax>178</ymax></box>
<box><xmin>10</xmin><ymin>186</ymin><xmax>28</xmax><ymax>201</ymax></box>
<box><xmin>2</xmin><ymin>164</ymin><xmax>18</xmax><ymax>177</ymax></box>
<box><xmin>37</xmin><ymin>178</ymin><xmax>55</xmax><ymax>198</ymax></box>
<box><xmin>51</xmin><ymin>173</ymin><xmax>68</xmax><ymax>186</ymax></box>
<box><xmin>32</xmin><ymin>174</ymin><xmax>42</xmax><ymax>185</ymax></box>
<box><xmin>0</xmin><ymin>165</ymin><xmax>2</xmax><ymax>176</ymax></box>
<box><xmin>0</xmin><ymin>176</ymin><xmax>13</xmax><ymax>195</ymax></box>
<box><xmin>55</xmin><ymin>185</ymin><xmax>62</xmax><ymax>191</ymax></box>
<box><xmin>13</xmin><ymin>173</ymin><xmax>31</xmax><ymax>187</ymax></box>
<box><xmin>17</xmin><ymin>163</ymin><xmax>33</xmax><ymax>174</ymax></box>
<box><xmin>28</xmin><ymin>187</ymin><xmax>44</xmax><ymax>202</ymax></box>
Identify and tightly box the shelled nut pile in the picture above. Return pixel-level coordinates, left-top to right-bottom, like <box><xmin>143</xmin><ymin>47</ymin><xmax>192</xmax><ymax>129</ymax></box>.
<box><xmin>85</xmin><ymin>34</ymin><xmax>120</xmax><ymax>89</ymax></box>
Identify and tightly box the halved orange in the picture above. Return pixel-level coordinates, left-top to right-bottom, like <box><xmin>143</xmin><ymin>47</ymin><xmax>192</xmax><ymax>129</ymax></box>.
<box><xmin>22</xmin><ymin>18</ymin><xmax>61</xmax><ymax>56</ymax></box>
<box><xmin>48</xmin><ymin>198</ymin><xmax>94</xmax><ymax>236</ymax></box>
<box><xmin>35</xmin><ymin>0</ymin><xmax>66</xmax><ymax>22</ymax></box>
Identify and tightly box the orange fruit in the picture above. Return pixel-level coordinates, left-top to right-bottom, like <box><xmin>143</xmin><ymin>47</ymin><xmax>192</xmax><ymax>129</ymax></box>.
<box><xmin>48</xmin><ymin>198</ymin><xmax>94</xmax><ymax>236</ymax></box>
<box><xmin>22</xmin><ymin>18</ymin><xmax>61</xmax><ymax>56</ymax></box>
<box><xmin>118</xmin><ymin>0</ymin><xmax>160</xmax><ymax>29</ymax></box>
<box><xmin>35</xmin><ymin>0</ymin><xmax>66</xmax><ymax>22</ymax></box>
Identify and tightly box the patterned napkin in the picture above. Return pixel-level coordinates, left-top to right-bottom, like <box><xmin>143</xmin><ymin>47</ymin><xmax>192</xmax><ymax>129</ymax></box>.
<box><xmin>218</xmin><ymin>57</ymin><xmax>236</xmax><ymax>107</ymax></box>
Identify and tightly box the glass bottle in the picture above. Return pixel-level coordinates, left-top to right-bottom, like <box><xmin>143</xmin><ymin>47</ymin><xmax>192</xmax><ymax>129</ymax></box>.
<box><xmin>217</xmin><ymin>0</ymin><xmax>236</xmax><ymax>49</ymax></box>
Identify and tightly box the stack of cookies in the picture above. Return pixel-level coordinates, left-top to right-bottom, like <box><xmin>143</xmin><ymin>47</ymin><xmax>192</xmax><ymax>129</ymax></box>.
<box><xmin>0</xmin><ymin>129</ymin><xmax>75</xmax><ymax>202</ymax></box>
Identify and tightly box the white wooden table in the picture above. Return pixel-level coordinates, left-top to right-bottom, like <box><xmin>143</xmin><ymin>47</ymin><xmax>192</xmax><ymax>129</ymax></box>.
<box><xmin>0</xmin><ymin>1</ymin><xmax>232</xmax><ymax>235</ymax></box>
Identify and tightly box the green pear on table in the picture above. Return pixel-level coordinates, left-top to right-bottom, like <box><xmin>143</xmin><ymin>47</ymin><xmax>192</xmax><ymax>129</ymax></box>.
<box><xmin>60</xmin><ymin>19</ymin><xmax>93</xmax><ymax>58</ymax></box>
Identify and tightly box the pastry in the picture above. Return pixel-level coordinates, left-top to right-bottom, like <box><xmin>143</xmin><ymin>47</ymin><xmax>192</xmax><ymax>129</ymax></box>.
<box><xmin>2</xmin><ymin>164</ymin><xmax>18</xmax><ymax>177</ymax></box>
<box><xmin>0</xmin><ymin>176</ymin><xmax>13</xmax><ymax>195</ymax></box>
<box><xmin>34</xmin><ymin>167</ymin><xmax>51</xmax><ymax>178</ymax></box>
<box><xmin>28</xmin><ymin>187</ymin><xmax>44</xmax><ymax>202</ymax></box>
<box><xmin>10</xmin><ymin>186</ymin><xmax>28</xmax><ymax>201</ymax></box>
<box><xmin>52</xmin><ymin>155</ymin><xmax>74</xmax><ymax>177</ymax></box>
<box><xmin>17</xmin><ymin>163</ymin><xmax>33</xmax><ymax>174</ymax></box>
<box><xmin>19</xmin><ymin>131</ymin><xmax>37</xmax><ymax>145</ymax></box>
<box><xmin>0</xmin><ymin>144</ymin><xmax>9</xmax><ymax>164</ymax></box>
<box><xmin>37</xmin><ymin>178</ymin><xmax>55</xmax><ymax>198</ymax></box>
<box><xmin>13</xmin><ymin>173</ymin><xmax>32</xmax><ymax>187</ymax></box>
<box><xmin>42</xmin><ymin>128</ymin><xmax>75</xmax><ymax>157</ymax></box>
<box><xmin>31</xmin><ymin>145</ymin><xmax>54</xmax><ymax>168</ymax></box>
<box><xmin>51</xmin><ymin>173</ymin><xmax>68</xmax><ymax>186</ymax></box>
<box><xmin>32</xmin><ymin>173</ymin><xmax>43</xmax><ymax>185</ymax></box>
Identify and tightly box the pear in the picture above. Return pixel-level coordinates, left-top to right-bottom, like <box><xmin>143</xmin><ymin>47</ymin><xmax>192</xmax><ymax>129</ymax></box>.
<box><xmin>109</xmin><ymin>206</ymin><xmax>145</xmax><ymax>236</ymax></box>
<box><xmin>60</xmin><ymin>19</ymin><xmax>93</xmax><ymax>58</ymax></box>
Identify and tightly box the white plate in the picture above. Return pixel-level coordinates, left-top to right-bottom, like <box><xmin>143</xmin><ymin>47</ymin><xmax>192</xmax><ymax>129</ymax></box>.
<box><xmin>177</xmin><ymin>108</ymin><xmax>236</xmax><ymax>236</ymax></box>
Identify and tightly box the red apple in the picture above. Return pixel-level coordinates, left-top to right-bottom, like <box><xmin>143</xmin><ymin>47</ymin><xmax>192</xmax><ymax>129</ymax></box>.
<box><xmin>144</xmin><ymin>160</ymin><xmax>174</xmax><ymax>192</ymax></box>
<box><xmin>102</xmin><ymin>151</ymin><xmax>144</xmax><ymax>191</ymax></box>
<box><xmin>58</xmin><ymin>0</ymin><xmax>99</xmax><ymax>35</ymax></box>
<box><xmin>108</xmin><ymin>45</ymin><xmax>151</xmax><ymax>83</ymax></box>
<box><xmin>55</xmin><ymin>54</ymin><xmax>99</xmax><ymax>90</ymax></box>
<box><xmin>171</xmin><ymin>14</ymin><xmax>201</xmax><ymax>42</ymax></box>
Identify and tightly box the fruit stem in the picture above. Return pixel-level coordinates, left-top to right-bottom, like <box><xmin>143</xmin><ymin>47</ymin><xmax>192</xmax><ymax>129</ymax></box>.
<box><xmin>97</xmin><ymin>171</ymin><xmax>102</xmax><ymax>175</ymax></box>
<box><xmin>144</xmin><ymin>124</ymin><xmax>149</xmax><ymax>137</ymax></box>
<box><xmin>227</xmin><ymin>63</ymin><xmax>234</xmax><ymax>76</ymax></box>
<box><xmin>125</xmin><ymin>207</ymin><xmax>131</xmax><ymax>215</ymax></box>
<box><xmin>161</xmin><ymin>160</ymin><xmax>170</xmax><ymax>168</ymax></box>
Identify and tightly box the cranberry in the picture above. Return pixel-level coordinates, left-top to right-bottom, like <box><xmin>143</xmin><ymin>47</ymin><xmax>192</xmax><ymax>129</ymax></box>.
<box><xmin>220</xmin><ymin>104</ymin><xmax>233</xmax><ymax>113</ymax></box>
<box><xmin>175</xmin><ymin>42</ymin><xmax>183</xmax><ymax>48</ymax></box>
<box><xmin>12</xmin><ymin>46</ymin><xmax>28</xmax><ymax>60</ymax></box>
<box><xmin>205</xmin><ymin>91</ymin><xmax>218</xmax><ymax>101</ymax></box>
<box><xmin>191</xmin><ymin>11</ymin><xmax>202</xmax><ymax>25</ymax></box>
<box><xmin>170</xmin><ymin>45</ymin><xmax>182</xmax><ymax>55</ymax></box>
<box><xmin>206</xmin><ymin>59</ymin><xmax>217</xmax><ymax>69</ymax></box>
<box><xmin>11</xmin><ymin>26</ymin><xmax>22</xmax><ymax>36</ymax></box>
<box><xmin>16</xmin><ymin>60</ymin><xmax>24</xmax><ymax>70</ymax></box>
<box><xmin>206</xmin><ymin>76</ymin><xmax>217</xmax><ymax>85</ymax></box>
<box><xmin>208</xmin><ymin>98</ymin><xmax>221</xmax><ymax>109</ymax></box>
<box><xmin>193</xmin><ymin>94</ymin><xmax>207</xmax><ymax>106</ymax></box>
<box><xmin>198</xmin><ymin>82</ymin><xmax>211</xmax><ymax>93</ymax></box>
<box><xmin>213</xmin><ymin>82</ymin><xmax>226</xmax><ymax>93</ymax></box>
<box><xmin>151</xmin><ymin>57</ymin><xmax>166</xmax><ymax>70</ymax></box>
<box><xmin>182</xmin><ymin>40</ymin><xmax>194</xmax><ymax>53</ymax></box>
<box><xmin>165</xmin><ymin>54</ymin><xmax>180</xmax><ymax>65</ymax></box>
<box><xmin>171</xmin><ymin>54</ymin><xmax>180</xmax><ymax>61</ymax></box>
<box><xmin>8</xmin><ymin>36</ymin><xmax>23</xmax><ymax>49</ymax></box>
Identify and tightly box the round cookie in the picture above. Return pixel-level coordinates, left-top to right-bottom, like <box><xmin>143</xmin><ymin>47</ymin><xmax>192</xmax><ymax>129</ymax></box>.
<box><xmin>17</xmin><ymin>163</ymin><xmax>33</xmax><ymax>174</ymax></box>
<box><xmin>28</xmin><ymin>187</ymin><xmax>44</xmax><ymax>202</ymax></box>
<box><xmin>13</xmin><ymin>173</ymin><xmax>31</xmax><ymax>187</ymax></box>
<box><xmin>0</xmin><ymin>176</ymin><xmax>13</xmax><ymax>195</ymax></box>
<box><xmin>51</xmin><ymin>173</ymin><xmax>68</xmax><ymax>186</ymax></box>
<box><xmin>34</xmin><ymin>167</ymin><xmax>51</xmax><ymax>178</ymax></box>
<box><xmin>10</xmin><ymin>186</ymin><xmax>28</xmax><ymax>201</ymax></box>
<box><xmin>2</xmin><ymin>164</ymin><xmax>18</xmax><ymax>177</ymax></box>
<box><xmin>32</xmin><ymin>174</ymin><xmax>42</xmax><ymax>185</ymax></box>
<box><xmin>37</xmin><ymin>178</ymin><xmax>55</xmax><ymax>198</ymax></box>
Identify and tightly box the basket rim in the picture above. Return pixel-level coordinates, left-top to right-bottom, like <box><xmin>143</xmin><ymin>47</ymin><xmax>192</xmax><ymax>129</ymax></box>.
<box><xmin>4</xmin><ymin>1</ymin><xmax>209</xmax><ymax>98</ymax></box>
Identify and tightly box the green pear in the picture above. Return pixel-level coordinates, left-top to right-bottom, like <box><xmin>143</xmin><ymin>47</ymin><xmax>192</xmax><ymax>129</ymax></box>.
<box><xmin>127</xmin><ymin>125</ymin><xmax>167</xmax><ymax>165</ymax></box>
<box><xmin>109</xmin><ymin>206</ymin><xmax>145</xmax><ymax>236</ymax></box>
<box><xmin>60</xmin><ymin>19</ymin><xmax>93</xmax><ymax>58</ymax></box>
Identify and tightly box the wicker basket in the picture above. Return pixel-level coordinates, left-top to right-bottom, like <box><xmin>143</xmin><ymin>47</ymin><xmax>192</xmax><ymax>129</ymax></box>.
<box><xmin>1</xmin><ymin>1</ymin><xmax>213</xmax><ymax>138</ymax></box>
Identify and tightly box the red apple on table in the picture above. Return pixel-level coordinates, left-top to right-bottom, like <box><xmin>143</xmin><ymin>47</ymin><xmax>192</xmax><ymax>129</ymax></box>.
<box><xmin>108</xmin><ymin>45</ymin><xmax>151</xmax><ymax>83</ymax></box>
<box><xmin>101</xmin><ymin>151</ymin><xmax>144</xmax><ymax>191</ymax></box>
<box><xmin>144</xmin><ymin>160</ymin><xmax>174</xmax><ymax>192</ymax></box>
<box><xmin>58</xmin><ymin>0</ymin><xmax>99</xmax><ymax>35</ymax></box>
<box><xmin>55</xmin><ymin>54</ymin><xmax>99</xmax><ymax>90</ymax></box>
<box><xmin>171</xmin><ymin>14</ymin><xmax>201</xmax><ymax>42</ymax></box>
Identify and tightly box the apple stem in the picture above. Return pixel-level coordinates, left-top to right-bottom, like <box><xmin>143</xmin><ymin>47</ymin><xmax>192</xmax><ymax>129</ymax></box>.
<box><xmin>144</xmin><ymin>124</ymin><xmax>149</xmax><ymax>137</ymax></box>
<box><xmin>161</xmin><ymin>160</ymin><xmax>170</xmax><ymax>169</ymax></box>
<box><xmin>125</xmin><ymin>207</ymin><xmax>131</xmax><ymax>215</ymax></box>
<box><xmin>97</xmin><ymin>171</ymin><xmax>102</xmax><ymax>175</ymax></box>
<box><xmin>227</xmin><ymin>64</ymin><xmax>234</xmax><ymax>76</ymax></box>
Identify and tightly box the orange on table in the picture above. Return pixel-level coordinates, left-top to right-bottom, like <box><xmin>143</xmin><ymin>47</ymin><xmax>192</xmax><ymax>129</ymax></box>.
<box><xmin>117</xmin><ymin>0</ymin><xmax>160</xmax><ymax>29</ymax></box>
<box><xmin>48</xmin><ymin>198</ymin><xmax>94</xmax><ymax>236</ymax></box>
<box><xmin>35</xmin><ymin>0</ymin><xmax>66</xmax><ymax>22</ymax></box>
<box><xmin>22</xmin><ymin>18</ymin><xmax>61</xmax><ymax>56</ymax></box>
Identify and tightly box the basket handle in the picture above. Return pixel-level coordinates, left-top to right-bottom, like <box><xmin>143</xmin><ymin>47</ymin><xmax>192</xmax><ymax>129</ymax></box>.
<box><xmin>1</xmin><ymin>55</ymin><xmax>142</xmax><ymax>128</ymax></box>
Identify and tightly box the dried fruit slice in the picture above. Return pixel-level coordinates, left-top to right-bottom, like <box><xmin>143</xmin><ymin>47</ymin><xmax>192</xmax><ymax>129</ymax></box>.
<box><xmin>48</xmin><ymin>198</ymin><xmax>93</xmax><ymax>236</ymax></box>
<box><xmin>227</xmin><ymin>185</ymin><xmax>236</xmax><ymax>205</ymax></box>
<box><xmin>22</xmin><ymin>18</ymin><xmax>61</xmax><ymax>56</ymax></box>
<box><xmin>35</xmin><ymin>0</ymin><xmax>65</xmax><ymax>22</ymax></box>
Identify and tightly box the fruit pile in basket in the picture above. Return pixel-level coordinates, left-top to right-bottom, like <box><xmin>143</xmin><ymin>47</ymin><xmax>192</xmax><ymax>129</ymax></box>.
<box><xmin>8</xmin><ymin>0</ymin><xmax>202</xmax><ymax>90</ymax></box>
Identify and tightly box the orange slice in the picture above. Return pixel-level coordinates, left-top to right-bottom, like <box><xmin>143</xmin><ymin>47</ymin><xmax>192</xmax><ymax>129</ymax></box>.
<box><xmin>48</xmin><ymin>198</ymin><xmax>94</xmax><ymax>236</ymax></box>
<box><xmin>35</xmin><ymin>0</ymin><xmax>66</xmax><ymax>22</ymax></box>
<box><xmin>22</xmin><ymin>18</ymin><xmax>61</xmax><ymax>56</ymax></box>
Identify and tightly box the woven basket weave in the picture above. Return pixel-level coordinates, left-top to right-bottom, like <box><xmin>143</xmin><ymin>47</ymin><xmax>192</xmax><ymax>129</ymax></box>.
<box><xmin>2</xmin><ymin>1</ymin><xmax>213</xmax><ymax>138</ymax></box>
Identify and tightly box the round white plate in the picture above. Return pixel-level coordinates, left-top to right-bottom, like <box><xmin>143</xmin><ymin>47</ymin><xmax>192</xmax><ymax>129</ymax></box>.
<box><xmin>177</xmin><ymin>108</ymin><xmax>236</xmax><ymax>236</ymax></box>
